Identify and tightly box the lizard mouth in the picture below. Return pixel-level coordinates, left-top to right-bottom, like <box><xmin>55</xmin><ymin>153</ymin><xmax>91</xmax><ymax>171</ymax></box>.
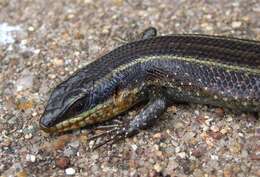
<box><xmin>40</xmin><ymin>88</ymin><xmax>141</xmax><ymax>133</ymax></box>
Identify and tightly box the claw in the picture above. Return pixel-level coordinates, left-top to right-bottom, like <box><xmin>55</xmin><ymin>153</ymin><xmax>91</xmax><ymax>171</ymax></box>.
<box><xmin>94</xmin><ymin>124</ymin><xmax>120</xmax><ymax>130</ymax></box>
<box><xmin>87</xmin><ymin>118</ymin><xmax>129</xmax><ymax>150</ymax></box>
<box><xmin>92</xmin><ymin>130</ymin><xmax>125</xmax><ymax>150</ymax></box>
<box><xmin>111</xmin><ymin>119</ymin><xmax>123</xmax><ymax>124</ymax></box>
<box><xmin>88</xmin><ymin>127</ymin><xmax>119</xmax><ymax>141</ymax></box>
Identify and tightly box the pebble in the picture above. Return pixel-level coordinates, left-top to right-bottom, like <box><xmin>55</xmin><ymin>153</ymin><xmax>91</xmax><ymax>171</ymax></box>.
<box><xmin>220</xmin><ymin>127</ymin><xmax>229</xmax><ymax>134</ymax></box>
<box><xmin>68</xmin><ymin>140</ymin><xmax>80</xmax><ymax>149</ymax></box>
<box><xmin>90</xmin><ymin>151</ymin><xmax>99</xmax><ymax>161</ymax></box>
<box><xmin>165</xmin><ymin>158</ymin><xmax>178</xmax><ymax>172</ymax></box>
<box><xmin>52</xmin><ymin>58</ymin><xmax>64</xmax><ymax>66</ymax></box>
<box><xmin>153</xmin><ymin>163</ymin><xmax>162</xmax><ymax>172</ymax></box>
<box><xmin>209</xmin><ymin>131</ymin><xmax>223</xmax><ymax>140</ymax></box>
<box><xmin>223</xmin><ymin>167</ymin><xmax>232</xmax><ymax>177</ymax></box>
<box><xmin>27</xmin><ymin>26</ymin><xmax>34</xmax><ymax>32</ymax></box>
<box><xmin>16</xmin><ymin>170</ymin><xmax>28</xmax><ymax>177</ymax></box>
<box><xmin>210</xmin><ymin>154</ymin><xmax>219</xmax><ymax>160</ymax></box>
<box><xmin>183</xmin><ymin>131</ymin><xmax>196</xmax><ymax>142</ymax></box>
<box><xmin>232</xmin><ymin>21</ymin><xmax>242</xmax><ymax>28</ymax></box>
<box><xmin>177</xmin><ymin>152</ymin><xmax>186</xmax><ymax>159</ymax></box>
<box><xmin>64</xmin><ymin>147</ymin><xmax>76</xmax><ymax>157</ymax></box>
<box><xmin>167</xmin><ymin>105</ymin><xmax>177</xmax><ymax>113</ymax></box>
<box><xmin>202</xmin><ymin>124</ymin><xmax>209</xmax><ymax>132</ymax></box>
<box><xmin>16</xmin><ymin>70</ymin><xmax>34</xmax><ymax>92</ymax></box>
<box><xmin>210</xmin><ymin>125</ymin><xmax>220</xmax><ymax>132</ymax></box>
<box><xmin>194</xmin><ymin>110</ymin><xmax>200</xmax><ymax>116</ymax></box>
<box><xmin>250</xmin><ymin>151</ymin><xmax>260</xmax><ymax>160</ymax></box>
<box><xmin>31</xmin><ymin>112</ymin><xmax>37</xmax><ymax>117</ymax></box>
<box><xmin>174</xmin><ymin>121</ymin><xmax>185</xmax><ymax>129</ymax></box>
<box><xmin>48</xmin><ymin>74</ymin><xmax>56</xmax><ymax>79</ymax></box>
<box><xmin>25</xmin><ymin>154</ymin><xmax>36</xmax><ymax>162</ymax></box>
<box><xmin>131</xmin><ymin>144</ymin><xmax>138</xmax><ymax>151</ymax></box>
<box><xmin>191</xmin><ymin>146</ymin><xmax>206</xmax><ymax>158</ymax></box>
<box><xmin>175</xmin><ymin>146</ymin><xmax>181</xmax><ymax>153</ymax></box>
<box><xmin>230</xmin><ymin>143</ymin><xmax>241</xmax><ymax>154</ymax></box>
<box><xmin>214</xmin><ymin>108</ymin><xmax>225</xmax><ymax>117</ymax></box>
<box><xmin>153</xmin><ymin>133</ymin><xmax>162</xmax><ymax>139</ymax></box>
<box><xmin>227</xmin><ymin>116</ymin><xmax>233</xmax><ymax>122</ymax></box>
<box><xmin>24</xmin><ymin>133</ymin><xmax>32</xmax><ymax>139</ymax></box>
<box><xmin>56</xmin><ymin>156</ymin><xmax>70</xmax><ymax>169</ymax></box>
<box><xmin>65</xmin><ymin>167</ymin><xmax>76</xmax><ymax>175</ymax></box>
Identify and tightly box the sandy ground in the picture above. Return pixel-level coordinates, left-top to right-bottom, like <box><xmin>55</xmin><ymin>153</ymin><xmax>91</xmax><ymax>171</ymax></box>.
<box><xmin>0</xmin><ymin>0</ymin><xmax>260</xmax><ymax>176</ymax></box>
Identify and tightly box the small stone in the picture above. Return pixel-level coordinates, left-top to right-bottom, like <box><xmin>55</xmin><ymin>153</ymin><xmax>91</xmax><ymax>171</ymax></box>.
<box><xmin>208</xmin><ymin>131</ymin><xmax>223</xmax><ymax>140</ymax></box>
<box><xmin>25</xmin><ymin>133</ymin><xmax>32</xmax><ymax>139</ymax></box>
<box><xmin>191</xmin><ymin>146</ymin><xmax>206</xmax><ymax>158</ymax></box>
<box><xmin>230</xmin><ymin>143</ymin><xmax>241</xmax><ymax>154</ymax></box>
<box><xmin>165</xmin><ymin>158</ymin><xmax>178</xmax><ymax>172</ymax></box>
<box><xmin>223</xmin><ymin>166</ymin><xmax>232</xmax><ymax>177</ymax></box>
<box><xmin>26</xmin><ymin>154</ymin><xmax>36</xmax><ymax>162</ymax></box>
<box><xmin>202</xmin><ymin>124</ymin><xmax>209</xmax><ymax>132</ymax></box>
<box><xmin>48</xmin><ymin>74</ymin><xmax>56</xmax><ymax>79</ymax></box>
<box><xmin>214</xmin><ymin>108</ymin><xmax>225</xmax><ymax>117</ymax></box>
<box><xmin>227</xmin><ymin>116</ymin><xmax>233</xmax><ymax>122</ymax></box>
<box><xmin>68</xmin><ymin>140</ymin><xmax>80</xmax><ymax>149</ymax></box>
<box><xmin>32</xmin><ymin>112</ymin><xmax>37</xmax><ymax>117</ymax></box>
<box><xmin>210</xmin><ymin>154</ymin><xmax>219</xmax><ymax>160</ymax></box>
<box><xmin>153</xmin><ymin>163</ymin><xmax>162</xmax><ymax>172</ymax></box>
<box><xmin>238</xmin><ymin>132</ymin><xmax>244</xmax><ymax>137</ymax></box>
<box><xmin>201</xmin><ymin>23</ymin><xmax>213</xmax><ymax>31</ymax></box>
<box><xmin>43</xmin><ymin>135</ymin><xmax>72</xmax><ymax>152</ymax></box>
<box><xmin>75</xmin><ymin>32</ymin><xmax>84</xmax><ymax>39</ymax></box>
<box><xmin>232</xmin><ymin>21</ymin><xmax>242</xmax><ymax>28</ymax></box>
<box><xmin>16</xmin><ymin>70</ymin><xmax>34</xmax><ymax>91</ymax></box>
<box><xmin>65</xmin><ymin>167</ymin><xmax>76</xmax><ymax>175</ymax></box>
<box><xmin>16</xmin><ymin>99</ymin><xmax>34</xmax><ymax>111</ymax></box>
<box><xmin>113</xmin><ymin>0</ymin><xmax>123</xmax><ymax>6</ymax></box>
<box><xmin>175</xmin><ymin>146</ymin><xmax>181</xmax><ymax>153</ymax></box>
<box><xmin>210</xmin><ymin>125</ymin><xmax>219</xmax><ymax>132</ymax></box>
<box><xmin>153</xmin><ymin>133</ymin><xmax>162</xmax><ymax>139</ymax></box>
<box><xmin>64</xmin><ymin>147</ymin><xmax>76</xmax><ymax>157</ymax></box>
<box><xmin>193</xmin><ymin>169</ymin><xmax>204</xmax><ymax>177</ymax></box>
<box><xmin>220</xmin><ymin>127</ymin><xmax>229</xmax><ymax>134</ymax></box>
<box><xmin>183</xmin><ymin>131</ymin><xmax>196</xmax><ymax>142</ymax></box>
<box><xmin>174</xmin><ymin>121</ymin><xmax>184</xmax><ymax>129</ymax></box>
<box><xmin>56</xmin><ymin>156</ymin><xmax>70</xmax><ymax>169</ymax></box>
<box><xmin>250</xmin><ymin>151</ymin><xmax>260</xmax><ymax>160</ymax></box>
<box><xmin>194</xmin><ymin>110</ymin><xmax>200</xmax><ymax>116</ymax></box>
<box><xmin>131</xmin><ymin>144</ymin><xmax>138</xmax><ymax>151</ymax></box>
<box><xmin>16</xmin><ymin>170</ymin><xmax>28</xmax><ymax>177</ymax></box>
<box><xmin>84</xmin><ymin>0</ymin><xmax>93</xmax><ymax>4</ymax></box>
<box><xmin>52</xmin><ymin>58</ymin><xmax>64</xmax><ymax>66</ymax></box>
<box><xmin>167</xmin><ymin>105</ymin><xmax>177</xmax><ymax>113</ymax></box>
<box><xmin>177</xmin><ymin>152</ymin><xmax>186</xmax><ymax>159</ymax></box>
<box><xmin>196</xmin><ymin>115</ymin><xmax>206</xmax><ymax>124</ymax></box>
<box><xmin>27</xmin><ymin>26</ymin><xmax>34</xmax><ymax>32</ymax></box>
<box><xmin>254</xmin><ymin>169</ymin><xmax>260</xmax><ymax>176</ymax></box>
<box><xmin>155</xmin><ymin>150</ymin><xmax>163</xmax><ymax>157</ymax></box>
<box><xmin>101</xmin><ymin>26</ymin><xmax>110</xmax><ymax>34</ymax></box>
<box><xmin>65</xmin><ymin>14</ymin><xmax>75</xmax><ymax>20</ymax></box>
<box><xmin>0</xmin><ymin>0</ymin><xmax>9</xmax><ymax>6</ymax></box>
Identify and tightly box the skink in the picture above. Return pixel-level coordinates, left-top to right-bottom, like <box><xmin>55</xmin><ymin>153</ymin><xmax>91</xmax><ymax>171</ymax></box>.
<box><xmin>40</xmin><ymin>27</ymin><xmax>260</xmax><ymax>148</ymax></box>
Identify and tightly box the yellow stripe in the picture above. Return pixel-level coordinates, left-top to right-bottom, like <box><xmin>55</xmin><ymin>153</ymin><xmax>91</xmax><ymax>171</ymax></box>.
<box><xmin>112</xmin><ymin>55</ymin><xmax>260</xmax><ymax>75</ymax></box>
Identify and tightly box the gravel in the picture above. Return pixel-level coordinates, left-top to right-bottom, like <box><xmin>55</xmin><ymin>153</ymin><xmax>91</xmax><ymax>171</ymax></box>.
<box><xmin>1</xmin><ymin>0</ymin><xmax>260</xmax><ymax>176</ymax></box>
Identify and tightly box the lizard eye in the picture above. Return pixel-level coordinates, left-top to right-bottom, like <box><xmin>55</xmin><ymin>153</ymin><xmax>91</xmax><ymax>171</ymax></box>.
<box><xmin>64</xmin><ymin>98</ymin><xmax>85</xmax><ymax>118</ymax></box>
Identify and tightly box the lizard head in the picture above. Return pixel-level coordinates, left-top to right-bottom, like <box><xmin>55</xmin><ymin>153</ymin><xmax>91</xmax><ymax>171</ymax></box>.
<box><xmin>39</xmin><ymin>77</ymin><xmax>92</xmax><ymax>133</ymax></box>
<box><xmin>39</xmin><ymin>72</ymin><xmax>141</xmax><ymax>133</ymax></box>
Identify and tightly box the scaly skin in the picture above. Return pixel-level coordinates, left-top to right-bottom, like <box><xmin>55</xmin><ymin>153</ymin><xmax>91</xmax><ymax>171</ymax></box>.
<box><xmin>40</xmin><ymin>28</ymin><xmax>260</xmax><ymax>147</ymax></box>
